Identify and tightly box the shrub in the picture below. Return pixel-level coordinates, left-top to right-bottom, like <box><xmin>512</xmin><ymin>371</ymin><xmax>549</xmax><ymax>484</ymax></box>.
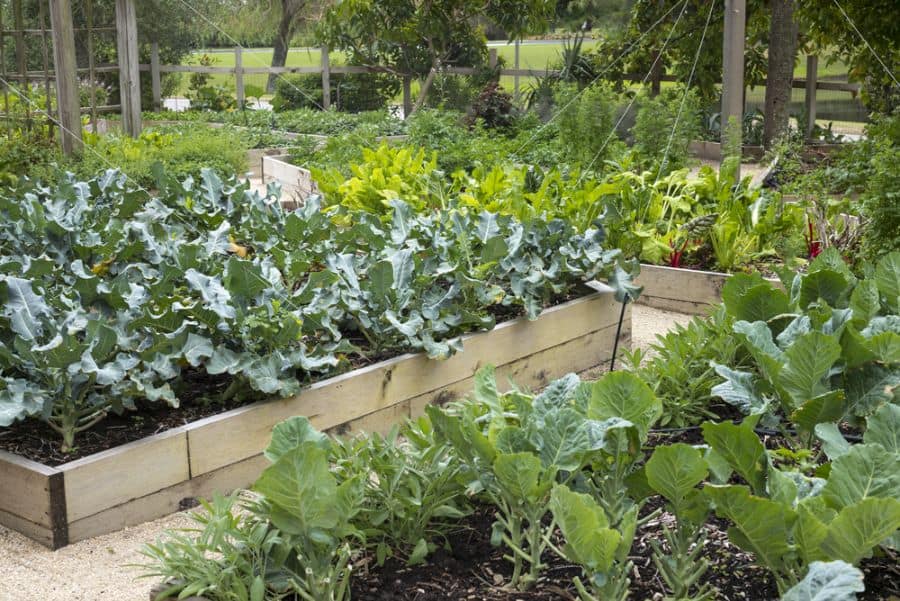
<box><xmin>466</xmin><ymin>81</ymin><xmax>516</xmax><ymax>129</ymax></box>
<box><xmin>556</xmin><ymin>82</ymin><xmax>624</xmax><ymax>170</ymax></box>
<box><xmin>271</xmin><ymin>73</ymin><xmax>325</xmax><ymax>111</ymax></box>
<box><xmin>272</xmin><ymin>72</ymin><xmax>398</xmax><ymax>113</ymax></box>
<box><xmin>632</xmin><ymin>86</ymin><xmax>702</xmax><ymax>174</ymax></box>
<box><xmin>76</xmin><ymin>125</ymin><xmax>249</xmax><ymax>187</ymax></box>
<box><xmin>0</xmin><ymin>129</ymin><xmax>66</xmax><ymax>186</ymax></box>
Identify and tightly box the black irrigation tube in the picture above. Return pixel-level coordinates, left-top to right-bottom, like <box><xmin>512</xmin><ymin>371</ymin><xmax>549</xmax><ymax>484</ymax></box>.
<box><xmin>608</xmin><ymin>298</ymin><xmax>629</xmax><ymax>372</ymax></box>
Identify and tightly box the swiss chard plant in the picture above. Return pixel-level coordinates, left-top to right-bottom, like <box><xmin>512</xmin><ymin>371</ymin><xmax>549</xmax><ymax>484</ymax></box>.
<box><xmin>711</xmin><ymin>249</ymin><xmax>900</xmax><ymax>445</ymax></box>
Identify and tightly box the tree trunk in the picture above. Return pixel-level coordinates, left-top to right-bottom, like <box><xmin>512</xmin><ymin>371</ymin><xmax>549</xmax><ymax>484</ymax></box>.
<box><xmin>763</xmin><ymin>0</ymin><xmax>798</xmax><ymax>148</ymax></box>
<box><xmin>411</xmin><ymin>66</ymin><xmax>438</xmax><ymax>115</ymax></box>
<box><xmin>267</xmin><ymin>0</ymin><xmax>305</xmax><ymax>93</ymax></box>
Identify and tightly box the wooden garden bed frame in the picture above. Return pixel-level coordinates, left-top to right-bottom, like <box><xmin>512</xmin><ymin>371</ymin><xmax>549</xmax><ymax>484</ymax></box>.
<box><xmin>0</xmin><ymin>284</ymin><xmax>628</xmax><ymax>549</ymax></box>
<box><xmin>635</xmin><ymin>264</ymin><xmax>781</xmax><ymax>315</ymax></box>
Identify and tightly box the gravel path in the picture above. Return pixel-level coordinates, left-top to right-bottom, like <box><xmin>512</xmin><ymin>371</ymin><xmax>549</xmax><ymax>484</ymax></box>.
<box><xmin>0</xmin><ymin>304</ymin><xmax>693</xmax><ymax>601</ymax></box>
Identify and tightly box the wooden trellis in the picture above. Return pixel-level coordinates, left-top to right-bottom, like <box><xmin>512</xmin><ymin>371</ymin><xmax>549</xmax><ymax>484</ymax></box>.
<box><xmin>0</xmin><ymin>0</ymin><xmax>140</xmax><ymax>155</ymax></box>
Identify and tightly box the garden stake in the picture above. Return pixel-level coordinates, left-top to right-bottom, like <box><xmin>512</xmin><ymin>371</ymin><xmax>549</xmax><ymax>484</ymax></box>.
<box><xmin>609</xmin><ymin>298</ymin><xmax>629</xmax><ymax>372</ymax></box>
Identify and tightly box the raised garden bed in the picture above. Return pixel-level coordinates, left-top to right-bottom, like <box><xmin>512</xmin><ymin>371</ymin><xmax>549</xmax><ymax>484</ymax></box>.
<box><xmin>634</xmin><ymin>264</ymin><xmax>781</xmax><ymax>315</ymax></box>
<box><xmin>261</xmin><ymin>154</ymin><xmax>317</xmax><ymax>200</ymax></box>
<box><xmin>689</xmin><ymin>140</ymin><xmax>846</xmax><ymax>162</ymax></box>
<box><xmin>0</xmin><ymin>283</ymin><xmax>628</xmax><ymax>549</ymax></box>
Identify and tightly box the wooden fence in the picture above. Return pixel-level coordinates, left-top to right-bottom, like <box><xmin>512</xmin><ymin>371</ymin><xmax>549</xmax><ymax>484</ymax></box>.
<box><xmin>139</xmin><ymin>43</ymin><xmax>861</xmax><ymax>133</ymax></box>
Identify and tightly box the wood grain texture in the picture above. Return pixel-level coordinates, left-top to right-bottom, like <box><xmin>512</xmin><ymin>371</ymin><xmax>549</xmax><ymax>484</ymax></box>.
<box><xmin>67</xmin><ymin>454</ymin><xmax>268</xmax><ymax>543</ymax></box>
<box><xmin>0</xmin><ymin>450</ymin><xmax>56</xmax><ymax>527</ymax></box>
<box><xmin>0</xmin><ymin>507</ymin><xmax>56</xmax><ymax>548</ymax></box>
<box><xmin>408</xmin><ymin>309</ymin><xmax>629</xmax><ymax>418</ymax></box>
<box><xmin>187</xmin><ymin>290</ymin><xmax>620</xmax><ymax>476</ymax></box>
<box><xmin>635</xmin><ymin>264</ymin><xmax>780</xmax><ymax>315</ymax></box>
<box><xmin>62</xmin><ymin>427</ymin><xmax>189</xmax><ymax>522</ymax></box>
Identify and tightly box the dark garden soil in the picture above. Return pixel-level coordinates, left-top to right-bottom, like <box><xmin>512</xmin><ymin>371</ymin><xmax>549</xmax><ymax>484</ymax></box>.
<box><xmin>349</xmin><ymin>503</ymin><xmax>897</xmax><ymax>600</ymax></box>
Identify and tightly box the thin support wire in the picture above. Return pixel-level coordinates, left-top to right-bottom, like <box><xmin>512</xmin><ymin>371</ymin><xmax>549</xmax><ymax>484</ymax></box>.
<box><xmin>830</xmin><ymin>0</ymin><xmax>899</xmax><ymax>87</ymax></box>
<box><xmin>577</xmin><ymin>0</ymin><xmax>691</xmax><ymax>182</ymax></box>
<box><xmin>654</xmin><ymin>0</ymin><xmax>717</xmax><ymax>184</ymax></box>
<box><xmin>508</xmin><ymin>0</ymin><xmax>690</xmax><ymax>163</ymax></box>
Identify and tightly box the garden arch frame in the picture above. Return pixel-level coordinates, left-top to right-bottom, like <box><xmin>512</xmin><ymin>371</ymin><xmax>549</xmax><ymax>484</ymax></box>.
<box><xmin>0</xmin><ymin>0</ymin><xmax>140</xmax><ymax>155</ymax></box>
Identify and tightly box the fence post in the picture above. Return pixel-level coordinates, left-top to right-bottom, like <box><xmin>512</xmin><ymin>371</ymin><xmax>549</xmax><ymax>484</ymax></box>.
<box><xmin>804</xmin><ymin>55</ymin><xmax>817</xmax><ymax>139</ymax></box>
<box><xmin>150</xmin><ymin>41</ymin><xmax>161</xmax><ymax>111</ymax></box>
<box><xmin>513</xmin><ymin>40</ymin><xmax>520</xmax><ymax>102</ymax></box>
<box><xmin>115</xmin><ymin>0</ymin><xmax>142</xmax><ymax>136</ymax></box>
<box><xmin>321</xmin><ymin>46</ymin><xmax>330</xmax><ymax>110</ymax></box>
<box><xmin>48</xmin><ymin>0</ymin><xmax>82</xmax><ymax>154</ymax></box>
<box><xmin>721</xmin><ymin>0</ymin><xmax>746</xmax><ymax>176</ymax></box>
<box><xmin>235</xmin><ymin>46</ymin><xmax>244</xmax><ymax>108</ymax></box>
<box><xmin>489</xmin><ymin>48</ymin><xmax>498</xmax><ymax>70</ymax></box>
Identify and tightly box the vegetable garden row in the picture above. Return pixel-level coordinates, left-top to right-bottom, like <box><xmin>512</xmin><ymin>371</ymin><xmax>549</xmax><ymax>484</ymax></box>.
<box><xmin>142</xmin><ymin>253</ymin><xmax>899</xmax><ymax>601</ymax></box>
<box><xmin>1</xmin><ymin>80</ymin><xmax>897</xmax><ymax>601</ymax></box>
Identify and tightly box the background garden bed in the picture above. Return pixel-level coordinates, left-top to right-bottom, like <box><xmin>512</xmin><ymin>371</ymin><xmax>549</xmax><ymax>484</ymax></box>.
<box><xmin>634</xmin><ymin>264</ymin><xmax>781</xmax><ymax>315</ymax></box>
<box><xmin>0</xmin><ymin>284</ymin><xmax>628</xmax><ymax>549</ymax></box>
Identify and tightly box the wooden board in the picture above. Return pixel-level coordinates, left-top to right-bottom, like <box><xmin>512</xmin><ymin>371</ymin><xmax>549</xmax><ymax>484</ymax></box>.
<box><xmin>186</xmin><ymin>290</ymin><xmax>620</xmax><ymax>476</ymax></box>
<box><xmin>62</xmin><ymin>427</ymin><xmax>189</xmax><ymax>523</ymax></box>
<box><xmin>0</xmin><ymin>451</ymin><xmax>57</xmax><ymax>527</ymax></box>
<box><xmin>68</xmin><ymin>454</ymin><xmax>268</xmax><ymax>544</ymax></box>
<box><xmin>0</xmin><ymin>507</ymin><xmax>57</xmax><ymax>549</ymax></box>
<box><xmin>408</xmin><ymin>311</ymin><xmax>629</xmax><ymax>419</ymax></box>
<box><xmin>635</xmin><ymin>264</ymin><xmax>781</xmax><ymax>315</ymax></box>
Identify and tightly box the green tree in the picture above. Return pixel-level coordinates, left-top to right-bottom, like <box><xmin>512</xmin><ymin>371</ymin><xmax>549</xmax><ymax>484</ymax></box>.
<box><xmin>798</xmin><ymin>0</ymin><xmax>900</xmax><ymax>113</ymax></box>
<box><xmin>317</xmin><ymin>0</ymin><xmax>555</xmax><ymax>115</ymax></box>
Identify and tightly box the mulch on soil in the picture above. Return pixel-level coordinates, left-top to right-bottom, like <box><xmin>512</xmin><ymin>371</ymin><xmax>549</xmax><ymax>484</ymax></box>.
<box><xmin>349</xmin><ymin>501</ymin><xmax>896</xmax><ymax>601</ymax></box>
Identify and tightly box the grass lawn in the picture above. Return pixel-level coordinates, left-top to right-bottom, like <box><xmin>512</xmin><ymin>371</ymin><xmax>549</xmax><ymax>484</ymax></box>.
<box><xmin>180</xmin><ymin>41</ymin><xmax>594</xmax><ymax>96</ymax></box>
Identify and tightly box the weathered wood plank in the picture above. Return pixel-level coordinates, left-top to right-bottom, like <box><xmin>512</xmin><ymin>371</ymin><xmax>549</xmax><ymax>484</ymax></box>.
<box><xmin>114</xmin><ymin>0</ymin><xmax>142</xmax><ymax>136</ymax></box>
<box><xmin>48</xmin><ymin>0</ymin><xmax>82</xmax><ymax>153</ymax></box>
<box><xmin>187</xmin><ymin>290</ymin><xmax>621</xmax><ymax>476</ymax></box>
<box><xmin>408</xmin><ymin>309</ymin><xmax>630</xmax><ymax>418</ymax></box>
<box><xmin>0</xmin><ymin>450</ymin><xmax>56</xmax><ymax>527</ymax></box>
<box><xmin>328</xmin><ymin>400</ymin><xmax>412</xmax><ymax>438</ymax></box>
<box><xmin>67</xmin><ymin>454</ymin><xmax>267</xmax><ymax>544</ymax></box>
<box><xmin>62</xmin><ymin>428</ymin><xmax>189</xmax><ymax>523</ymax></box>
<box><xmin>0</xmin><ymin>507</ymin><xmax>56</xmax><ymax>548</ymax></box>
<box><xmin>635</xmin><ymin>264</ymin><xmax>780</xmax><ymax>315</ymax></box>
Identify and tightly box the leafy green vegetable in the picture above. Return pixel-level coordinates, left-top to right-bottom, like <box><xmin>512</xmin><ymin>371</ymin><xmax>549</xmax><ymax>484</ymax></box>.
<box><xmin>0</xmin><ymin>168</ymin><xmax>631</xmax><ymax>449</ymax></box>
